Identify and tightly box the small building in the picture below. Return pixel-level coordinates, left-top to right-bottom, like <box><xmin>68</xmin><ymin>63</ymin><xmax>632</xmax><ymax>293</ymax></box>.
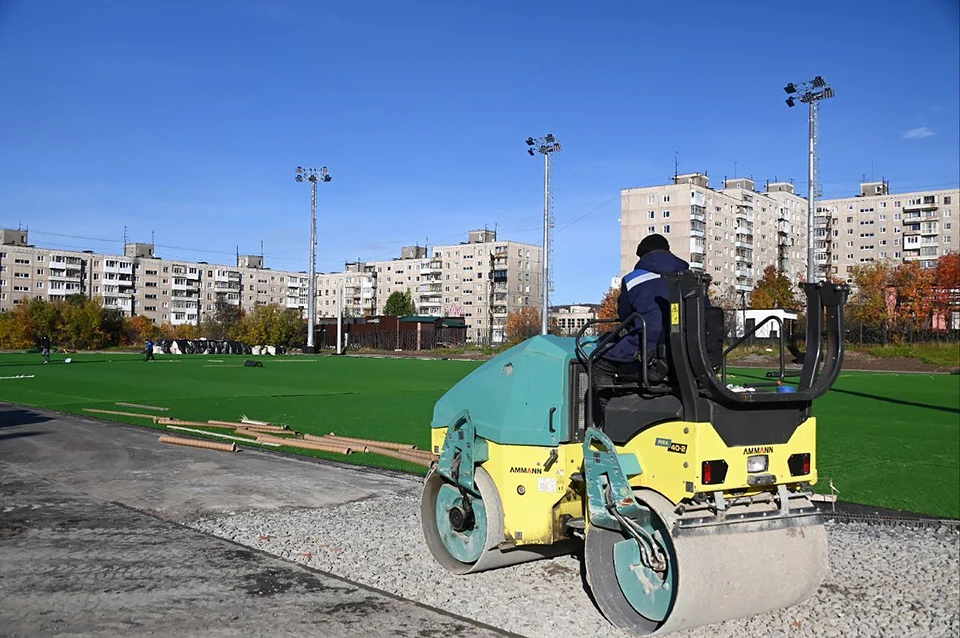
<box><xmin>734</xmin><ymin>308</ymin><xmax>798</xmax><ymax>339</ymax></box>
<box><xmin>550</xmin><ymin>304</ymin><xmax>599</xmax><ymax>336</ymax></box>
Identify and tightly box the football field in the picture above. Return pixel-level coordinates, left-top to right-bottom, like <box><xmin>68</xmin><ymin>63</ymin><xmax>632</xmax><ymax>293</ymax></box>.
<box><xmin>1</xmin><ymin>352</ymin><xmax>956</xmax><ymax>518</ymax></box>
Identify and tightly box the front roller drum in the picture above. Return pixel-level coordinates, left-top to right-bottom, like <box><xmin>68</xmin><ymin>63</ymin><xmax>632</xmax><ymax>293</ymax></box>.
<box><xmin>585</xmin><ymin>490</ymin><xmax>827</xmax><ymax>635</ymax></box>
<box><xmin>421</xmin><ymin>466</ymin><xmax>572</xmax><ymax>574</ymax></box>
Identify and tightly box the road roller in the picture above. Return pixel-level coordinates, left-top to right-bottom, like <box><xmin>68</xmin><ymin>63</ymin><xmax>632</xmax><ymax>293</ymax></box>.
<box><xmin>421</xmin><ymin>271</ymin><xmax>848</xmax><ymax>634</ymax></box>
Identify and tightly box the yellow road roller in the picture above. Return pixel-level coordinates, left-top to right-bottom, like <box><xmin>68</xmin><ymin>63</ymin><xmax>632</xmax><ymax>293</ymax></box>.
<box><xmin>421</xmin><ymin>271</ymin><xmax>848</xmax><ymax>634</ymax></box>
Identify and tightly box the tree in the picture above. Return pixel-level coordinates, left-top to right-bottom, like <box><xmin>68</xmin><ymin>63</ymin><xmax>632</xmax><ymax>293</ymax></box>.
<box><xmin>932</xmin><ymin>252</ymin><xmax>960</xmax><ymax>330</ymax></box>
<box><xmin>597</xmin><ymin>286</ymin><xmax>620</xmax><ymax>333</ymax></box>
<box><xmin>230</xmin><ymin>303</ymin><xmax>305</xmax><ymax>348</ymax></box>
<box><xmin>383</xmin><ymin>290</ymin><xmax>416</xmax><ymax>316</ymax></box>
<box><xmin>750</xmin><ymin>265</ymin><xmax>800</xmax><ymax>310</ymax></box>
<box><xmin>200</xmin><ymin>294</ymin><xmax>242</xmax><ymax>340</ymax></box>
<box><xmin>847</xmin><ymin>260</ymin><xmax>895</xmax><ymax>334</ymax></box>
<box><xmin>124</xmin><ymin>315</ymin><xmax>159</xmax><ymax>345</ymax></box>
<box><xmin>505</xmin><ymin>307</ymin><xmax>540</xmax><ymax>344</ymax></box>
<box><xmin>890</xmin><ymin>261</ymin><xmax>935</xmax><ymax>329</ymax></box>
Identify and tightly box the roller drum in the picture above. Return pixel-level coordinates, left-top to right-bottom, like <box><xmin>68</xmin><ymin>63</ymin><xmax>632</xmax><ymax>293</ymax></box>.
<box><xmin>421</xmin><ymin>466</ymin><xmax>574</xmax><ymax>574</ymax></box>
<box><xmin>586</xmin><ymin>490</ymin><xmax>827</xmax><ymax>635</ymax></box>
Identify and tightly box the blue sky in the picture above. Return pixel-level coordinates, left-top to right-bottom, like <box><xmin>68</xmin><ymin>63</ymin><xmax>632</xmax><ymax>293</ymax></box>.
<box><xmin>1</xmin><ymin>0</ymin><xmax>957</xmax><ymax>303</ymax></box>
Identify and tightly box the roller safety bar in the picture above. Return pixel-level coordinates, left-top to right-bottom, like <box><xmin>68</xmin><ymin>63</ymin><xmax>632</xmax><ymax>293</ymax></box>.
<box><xmin>668</xmin><ymin>271</ymin><xmax>849</xmax><ymax>405</ymax></box>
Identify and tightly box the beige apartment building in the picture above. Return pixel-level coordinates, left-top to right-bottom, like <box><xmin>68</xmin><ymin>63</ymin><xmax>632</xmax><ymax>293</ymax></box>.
<box><xmin>317</xmin><ymin>230</ymin><xmax>542</xmax><ymax>344</ymax></box>
<box><xmin>812</xmin><ymin>181</ymin><xmax>958</xmax><ymax>279</ymax></box>
<box><xmin>0</xmin><ymin>230</ymin><xmax>310</xmax><ymax>325</ymax></box>
<box><xmin>550</xmin><ymin>304</ymin><xmax>599</xmax><ymax>336</ymax></box>
<box><xmin>621</xmin><ymin>174</ymin><xmax>809</xmax><ymax>297</ymax></box>
<box><xmin>621</xmin><ymin>173</ymin><xmax>958</xmax><ymax>297</ymax></box>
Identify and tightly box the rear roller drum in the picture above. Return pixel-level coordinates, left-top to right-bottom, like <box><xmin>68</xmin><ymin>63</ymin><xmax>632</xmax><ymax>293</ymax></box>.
<box><xmin>586</xmin><ymin>490</ymin><xmax>827</xmax><ymax>635</ymax></box>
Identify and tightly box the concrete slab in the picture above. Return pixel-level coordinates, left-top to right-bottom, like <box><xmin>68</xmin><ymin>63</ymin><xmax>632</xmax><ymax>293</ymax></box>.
<box><xmin>0</xmin><ymin>403</ymin><xmax>419</xmax><ymax>521</ymax></box>
<box><xmin>0</xmin><ymin>404</ymin><xmax>509</xmax><ymax>637</ymax></box>
<box><xmin>0</xmin><ymin>467</ymin><xmax>504</xmax><ymax>637</ymax></box>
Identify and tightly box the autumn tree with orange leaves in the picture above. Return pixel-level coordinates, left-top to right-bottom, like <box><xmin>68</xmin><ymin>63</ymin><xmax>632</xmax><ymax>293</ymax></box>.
<box><xmin>932</xmin><ymin>252</ymin><xmax>960</xmax><ymax>329</ymax></box>
<box><xmin>504</xmin><ymin>307</ymin><xmax>541</xmax><ymax>344</ymax></box>
<box><xmin>848</xmin><ymin>261</ymin><xmax>895</xmax><ymax>330</ymax></box>
<box><xmin>596</xmin><ymin>286</ymin><xmax>620</xmax><ymax>333</ymax></box>
<box><xmin>890</xmin><ymin>261</ymin><xmax>935</xmax><ymax>328</ymax></box>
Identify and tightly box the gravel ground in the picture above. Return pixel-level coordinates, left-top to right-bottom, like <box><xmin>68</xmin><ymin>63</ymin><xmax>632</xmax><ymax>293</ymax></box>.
<box><xmin>189</xmin><ymin>484</ymin><xmax>960</xmax><ymax>638</ymax></box>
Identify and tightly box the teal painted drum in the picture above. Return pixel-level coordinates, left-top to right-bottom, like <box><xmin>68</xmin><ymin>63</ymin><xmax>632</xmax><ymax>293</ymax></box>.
<box><xmin>434</xmin><ymin>482</ymin><xmax>488</xmax><ymax>564</ymax></box>
<box><xmin>613</xmin><ymin>535</ymin><xmax>675</xmax><ymax>622</ymax></box>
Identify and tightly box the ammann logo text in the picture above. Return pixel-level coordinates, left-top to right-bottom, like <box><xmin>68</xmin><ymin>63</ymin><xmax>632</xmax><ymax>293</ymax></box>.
<box><xmin>509</xmin><ymin>467</ymin><xmax>543</xmax><ymax>474</ymax></box>
<box><xmin>743</xmin><ymin>446</ymin><xmax>774</xmax><ymax>455</ymax></box>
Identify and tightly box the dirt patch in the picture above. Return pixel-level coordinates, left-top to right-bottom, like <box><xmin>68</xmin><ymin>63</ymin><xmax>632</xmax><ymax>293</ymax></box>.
<box><xmin>728</xmin><ymin>349</ymin><xmax>957</xmax><ymax>374</ymax></box>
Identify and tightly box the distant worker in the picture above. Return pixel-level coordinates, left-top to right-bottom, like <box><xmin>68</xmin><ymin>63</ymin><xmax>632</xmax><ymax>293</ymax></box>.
<box><xmin>41</xmin><ymin>335</ymin><xmax>51</xmax><ymax>365</ymax></box>
<box><xmin>144</xmin><ymin>339</ymin><xmax>155</xmax><ymax>362</ymax></box>
<box><xmin>592</xmin><ymin>234</ymin><xmax>694</xmax><ymax>422</ymax></box>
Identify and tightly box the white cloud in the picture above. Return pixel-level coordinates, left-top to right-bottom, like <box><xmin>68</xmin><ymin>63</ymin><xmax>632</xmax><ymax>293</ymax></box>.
<box><xmin>903</xmin><ymin>126</ymin><xmax>934</xmax><ymax>139</ymax></box>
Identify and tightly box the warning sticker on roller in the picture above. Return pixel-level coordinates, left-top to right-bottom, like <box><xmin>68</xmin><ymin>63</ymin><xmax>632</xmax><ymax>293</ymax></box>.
<box><xmin>538</xmin><ymin>477</ymin><xmax>557</xmax><ymax>493</ymax></box>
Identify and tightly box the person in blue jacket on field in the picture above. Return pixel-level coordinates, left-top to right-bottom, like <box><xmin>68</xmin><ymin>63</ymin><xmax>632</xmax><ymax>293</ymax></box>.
<box><xmin>592</xmin><ymin>233</ymin><xmax>694</xmax><ymax>423</ymax></box>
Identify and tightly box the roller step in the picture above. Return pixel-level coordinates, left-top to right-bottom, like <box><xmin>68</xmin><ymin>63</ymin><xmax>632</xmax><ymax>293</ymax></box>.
<box><xmin>564</xmin><ymin>516</ymin><xmax>586</xmax><ymax>530</ymax></box>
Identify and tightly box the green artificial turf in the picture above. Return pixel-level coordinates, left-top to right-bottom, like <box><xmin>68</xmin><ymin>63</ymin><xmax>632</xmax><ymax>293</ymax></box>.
<box><xmin>1</xmin><ymin>352</ymin><xmax>957</xmax><ymax>518</ymax></box>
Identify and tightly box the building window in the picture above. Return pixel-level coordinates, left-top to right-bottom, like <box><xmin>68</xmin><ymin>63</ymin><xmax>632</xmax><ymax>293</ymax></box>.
<box><xmin>663</xmin><ymin>211</ymin><xmax>670</xmax><ymax>218</ymax></box>
<box><xmin>647</xmin><ymin>226</ymin><xmax>655</xmax><ymax>233</ymax></box>
<box><xmin>662</xmin><ymin>225</ymin><xmax>671</xmax><ymax>234</ymax></box>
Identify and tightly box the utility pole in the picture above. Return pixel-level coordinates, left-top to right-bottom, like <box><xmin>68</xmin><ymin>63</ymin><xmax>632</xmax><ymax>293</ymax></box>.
<box><xmin>784</xmin><ymin>77</ymin><xmax>835</xmax><ymax>283</ymax></box>
<box><xmin>525</xmin><ymin>134</ymin><xmax>561</xmax><ymax>334</ymax></box>
<box><xmin>295</xmin><ymin>166</ymin><xmax>332</xmax><ymax>353</ymax></box>
<box><xmin>336</xmin><ymin>279</ymin><xmax>344</xmax><ymax>355</ymax></box>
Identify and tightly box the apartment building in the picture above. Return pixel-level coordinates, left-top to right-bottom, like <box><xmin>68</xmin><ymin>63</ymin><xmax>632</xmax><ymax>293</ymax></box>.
<box><xmin>0</xmin><ymin>230</ymin><xmax>310</xmax><ymax>324</ymax></box>
<box><xmin>1</xmin><ymin>227</ymin><xmax>541</xmax><ymax>343</ymax></box>
<box><xmin>812</xmin><ymin>181</ymin><xmax>958</xmax><ymax>279</ymax></box>
<box><xmin>550</xmin><ymin>304</ymin><xmax>598</xmax><ymax>336</ymax></box>
<box><xmin>316</xmin><ymin>230</ymin><xmax>543</xmax><ymax>344</ymax></box>
<box><xmin>621</xmin><ymin>173</ymin><xmax>958</xmax><ymax>295</ymax></box>
<box><xmin>621</xmin><ymin>174</ymin><xmax>809</xmax><ymax>297</ymax></box>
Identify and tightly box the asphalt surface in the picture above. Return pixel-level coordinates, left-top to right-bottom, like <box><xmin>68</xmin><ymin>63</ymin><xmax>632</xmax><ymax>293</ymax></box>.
<box><xmin>0</xmin><ymin>404</ymin><xmax>508</xmax><ymax>637</ymax></box>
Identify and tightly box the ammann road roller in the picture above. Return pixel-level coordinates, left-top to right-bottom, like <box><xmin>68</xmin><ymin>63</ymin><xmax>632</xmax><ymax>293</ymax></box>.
<box><xmin>421</xmin><ymin>271</ymin><xmax>848</xmax><ymax>634</ymax></box>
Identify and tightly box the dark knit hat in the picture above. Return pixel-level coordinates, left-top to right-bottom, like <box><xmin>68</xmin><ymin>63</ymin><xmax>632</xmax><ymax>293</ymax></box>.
<box><xmin>636</xmin><ymin>233</ymin><xmax>670</xmax><ymax>257</ymax></box>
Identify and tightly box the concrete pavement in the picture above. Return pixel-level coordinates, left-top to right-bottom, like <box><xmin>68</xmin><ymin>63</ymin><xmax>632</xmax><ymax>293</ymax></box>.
<box><xmin>0</xmin><ymin>404</ymin><xmax>509</xmax><ymax>637</ymax></box>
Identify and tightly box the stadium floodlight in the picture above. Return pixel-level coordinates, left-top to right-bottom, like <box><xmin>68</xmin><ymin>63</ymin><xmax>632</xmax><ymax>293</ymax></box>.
<box><xmin>294</xmin><ymin>165</ymin><xmax>333</xmax><ymax>353</ymax></box>
<box><xmin>782</xmin><ymin>76</ymin><xmax>836</xmax><ymax>283</ymax></box>
<box><xmin>525</xmin><ymin>134</ymin><xmax>562</xmax><ymax>335</ymax></box>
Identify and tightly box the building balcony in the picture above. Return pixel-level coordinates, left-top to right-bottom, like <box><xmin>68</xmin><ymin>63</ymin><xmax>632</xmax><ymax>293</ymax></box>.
<box><xmin>103</xmin><ymin>264</ymin><xmax>133</xmax><ymax>275</ymax></box>
<box><xmin>903</xmin><ymin>200</ymin><xmax>938</xmax><ymax>211</ymax></box>
<box><xmin>419</xmin><ymin>260</ymin><xmax>443</xmax><ymax>273</ymax></box>
<box><xmin>903</xmin><ymin>226</ymin><xmax>921</xmax><ymax>236</ymax></box>
<box><xmin>920</xmin><ymin>227</ymin><xmax>939</xmax><ymax>236</ymax></box>
<box><xmin>734</xmin><ymin>240</ymin><xmax>754</xmax><ymax>249</ymax></box>
<box><xmin>735</xmin><ymin>269</ymin><xmax>751</xmax><ymax>278</ymax></box>
<box><xmin>48</xmin><ymin>285</ymin><xmax>83</xmax><ymax>296</ymax></box>
<box><xmin>49</xmin><ymin>273</ymin><xmax>84</xmax><ymax>284</ymax></box>
<box><xmin>690</xmin><ymin>228</ymin><xmax>705</xmax><ymax>238</ymax></box>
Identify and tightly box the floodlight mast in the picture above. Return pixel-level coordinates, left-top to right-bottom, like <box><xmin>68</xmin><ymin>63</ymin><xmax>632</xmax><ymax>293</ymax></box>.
<box><xmin>784</xmin><ymin>77</ymin><xmax>835</xmax><ymax>283</ymax></box>
<box><xmin>526</xmin><ymin>134</ymin><xmax>562</xmax><ymax>334</ymax></box>
<box><xmin>295</xmin><ymin>166</ymin><xmax>332</xmax><ymax>353</ymax></box>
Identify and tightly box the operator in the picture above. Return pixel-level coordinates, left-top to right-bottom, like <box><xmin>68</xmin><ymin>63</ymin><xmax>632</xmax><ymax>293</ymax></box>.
<box><xmin>591</xmin><ymin>233</ymin><xmax>692</xmax><ymax>424</ymax></box>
